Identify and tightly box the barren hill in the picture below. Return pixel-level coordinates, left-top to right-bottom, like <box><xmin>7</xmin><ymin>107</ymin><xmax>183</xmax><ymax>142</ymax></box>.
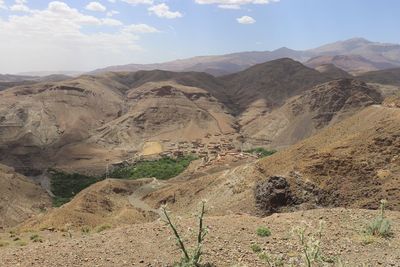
<box><xmin>314</xmin><ymin>63</ymin><xmax>352</xmax><ymax>79</ymax></box>
<box><xmin>0</xmin><ymin>71</ymin><xmax>238</xmax><ymax>174</ymax></box>
<box><xmin>305</xmin><ymin>55</ymin><xmax>396</xmax><ymax>74</ymax></box>
<box><xmin>21</xmin><ymin>178</ymin><xmax>156</xmax><ymax>230</ymax></box>
<box><xmin>357</xmin><ymin>67</ymin><xmax>400</xmax><ymax>86</ymax></box>
<box><xmin>221</xmin><ymin>58</ymin><xmax>330</xmax><ymax>112</ymax></box>
<box><xmin>0</xmin><ymin>164</ymin><xmax>51</xmax><ymax>229</ymax></box>
<box><xmin>240</xmin><ymin>79</ymin><xmax>382</xmax><ymax>148</ymax></box>
<box><xmin>256</xmin><ymin>104</ymin><xmax>400</xmax><ymax>212</ymax></box>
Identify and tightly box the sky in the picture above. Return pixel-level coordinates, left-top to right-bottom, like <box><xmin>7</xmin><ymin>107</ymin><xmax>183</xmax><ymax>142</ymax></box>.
<box><xmin>0</xmin><ymin>0</ymin><xmax>399</xmax><ymax>73</ymax></box>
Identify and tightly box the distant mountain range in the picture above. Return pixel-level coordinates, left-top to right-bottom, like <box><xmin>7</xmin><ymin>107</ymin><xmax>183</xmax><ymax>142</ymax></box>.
<box><xmin>91</xmin><ymin>38</ymin><xmax>400</xmax><ymax>76</ymax></box>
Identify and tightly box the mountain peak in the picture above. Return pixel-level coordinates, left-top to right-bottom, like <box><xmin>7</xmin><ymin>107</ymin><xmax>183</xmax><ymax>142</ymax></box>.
<box><xmin>343</xmin><ymin>37</ymin><xmax>372</xmax><ymax>44</ymax></box>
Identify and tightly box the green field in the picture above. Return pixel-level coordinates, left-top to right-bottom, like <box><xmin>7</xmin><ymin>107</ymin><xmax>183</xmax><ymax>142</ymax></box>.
<box><xmin>49</xmin><ymin>155</ymin><xmax>197</xmax><ymax>207</ymax></box>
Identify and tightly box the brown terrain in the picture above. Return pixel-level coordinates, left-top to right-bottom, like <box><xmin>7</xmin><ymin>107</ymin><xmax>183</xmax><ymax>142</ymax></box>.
<box><xmin>0</xmin><ymin>58</ymin><xmax>358</xmax><ymax>176</ymax></box>
<box><xmin>1</xmin><ymin>209</ymin><xmax>399</xmax><ymax>266</ymax></box>
<box><xmin>0</xmin><ymin>56</ymin><xmax>400</xmax><ymax>266</ymax></box>
<box><xmin>13</xmin><ymin>97</ymin><xmax>400</xmax><ymax>233</ymax></box>
<box><xmin>0</xmin><ymin>164</ymin><xmax>51</xmax><ymax>229</ymax></box>
<box><xmin>240</xmin><ymin>79</ymin><xmax>382</xmax><ymax>148</ymax></box>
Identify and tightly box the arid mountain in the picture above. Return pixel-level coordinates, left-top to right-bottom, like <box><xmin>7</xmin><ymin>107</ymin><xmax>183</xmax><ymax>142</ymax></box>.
<box><xmin>314</xmin><ymin>63</ymin><xmax>352</xmax><ymax>78</ymax></box>
<box><xmin>309</xmin><ymin>38</ymin><xmax>400</xmax><ymax>66</ymax></box>
<box><xmin>21</xmin><ymin>178</ymin><xmax>156</xmax><ymax>230</ymax></box>
<box><xmin>0</xmin><ymin>164</ymin><xmax>51</xmax><ymax>229</ymax></box>
<box><xmin>0</xmin><ymin>75</ymin><xmax>71</xmax><ymax>91</ymax></box>
<box><xmin>20</xmin><ymin>100</ymin><xmax>400</xmax><ymax>232</ymax></box>
<box><xmin>357</xmin><ymin>67</ymin><xmax>400</xmax><ymax>86</ymax></box>
<box><xmin>1</xmin><ymin>59</ymin><xmax>391</xmax><ymax>175</ymax></box>
<box><xmin>240</xmin><ymin>79</ymin><xmax>382</xmax><ymax>148</ymax></box>
<box><xmin>0</xmin><ymin>71</ymin><xmax>238</xmax><ymax>174</ymax></box>
<box><xmin>305</xmin><ymin>55</ymin><xmax>397</xmax><ymax>74</ymax></box>
<box><xmin>221</xmin><ymin>58</ymin><xmax>330</xmax><ymax>112</ymax></box>
<box><xmin>0</xmin><ymin>74</ymin><xmax>37</xmax><ymax>83</ymax></box>
<box><xmin>92</xmin><ymin>38</ymin><xmax>400</xmax><ymax>76</ymax></box>
<box><xmin>91</xmin><ymin>48</ymin><xmax>309</xmax><ymax>76</ymax></box>
<box><xmin>256</xmin><ymin>103</ymin><xmax>400</xmax><ymax>211</ymax></box>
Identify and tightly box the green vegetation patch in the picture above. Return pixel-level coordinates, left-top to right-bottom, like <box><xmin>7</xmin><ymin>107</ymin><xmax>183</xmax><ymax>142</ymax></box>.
<box><xmin>49</xmin><ymin>169</ymin><xmax>103</xmax><ymax>207</ymax></box>
<box><xmin>256</xmin><ymin>226</ymin><xmax>272</xmax><ymax>237</ymax></box>
<box><xmin>245</xmin><ymin>147</ymin><xmax>277</xmax><ymax>158</ymax></box>
<box><xmin>49</xmin><ymin>156</ymin><xmax>196</xmax><ymax>207</ymax></box>
<box><xmin>108</xmin><ymin>155</ymin><xmax>197</xmax><ymax>180</ymax></box>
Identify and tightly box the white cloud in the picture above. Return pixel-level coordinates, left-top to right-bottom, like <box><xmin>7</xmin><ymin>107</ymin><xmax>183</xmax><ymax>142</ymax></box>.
<box><xmin>148</xmin><ymin>3</ymin><xmax>182</xmax><ymax>19</ymax></box>
<box><xmin>108</xmin><ymin>0</ymin><xmax>116</xmax><ymax>3</ymax></box>
<box><xmin>218</xmin><ymin>4</ymin><xmax>240</xmax><ymax>9</ymax></box>
<box><xmin>0</xmin><ymin>0</ymin><xmax>7</xmax><ymax>9</ymax></box>
<box><xmin>122</xmin><ymin>0</ymin><xmax>153</xmax><ymax>4</ymax></box>
<box><xmin>10</xmin><ymin>0</ymin><xmax>30</xmax><ymax>12</ymax></box>
<box><xmin>107</xmin><ymin>10</ymin><xmax>120</xmax><ymax>17</ymax></box>
<box><xmin>102</xmin><ymin>18</ymin><xmax>123</xmax><ymax>26</ymax></box>
<box><xmin>86</xmin><ymin>2</ymin><xmax>107</xmax><ymax>12</ymax></box>
<box><xmin>0</xmin><ymin>1</ymin><xmax>158</xmax><ymax>73</ymax></box>
<box><xmin>195</xmin><ymin>0</ymin><xmax>279</xmax><ymax>8</ymax></box>
<box><xmin>237</xmin><ymin>15</ymin><xmax>255</xmax><ymax>24</ymax></box>
<box><xmin>124</xmin><ymin>23</ymin><xmax>159</xmax><ymax>33</ymax></box>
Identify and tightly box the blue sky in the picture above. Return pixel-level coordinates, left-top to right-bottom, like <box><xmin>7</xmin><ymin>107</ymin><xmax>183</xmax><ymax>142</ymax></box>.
<box><xmin>0</xmin><ymin>0</ymin><xmax>399</xmax><ymax>73</ymax></box>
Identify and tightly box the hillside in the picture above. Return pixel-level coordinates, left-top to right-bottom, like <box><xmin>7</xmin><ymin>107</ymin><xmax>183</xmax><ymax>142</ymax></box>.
<box><xmin>221</xmin><ymin>58</ymin><xmax>330</xmax><ymax>112</ymax></box>
<box><xmin>240</xmin><ymin>79</ymin><xmax>382</xmax><ymax>148</ymax></box>
<box><xmin>358</xmin><ymin>67</ymin><xmax>400</xmax><ymax>86</ymax></box>
<box><xmin>21</xmin><ymin>178</ymin><xmax>157</xmax><ymax>230</ymax></box>
<box><xmin>256</xmin><ymin>103</ymin><xmax>400</xmax><ymax>212</ymax></box>
<box><xmin>0</xmin><ymin>164</ymin><xmax>51</xmax><ymax>229</ymax></box>
<box><xmin>1</xmin><ymin>60</ymin><xmax>392</xmax><ymax>175</ymax></box>
<box><xmin>20</xmin><ymin>101</ymin><xmax>400</xmax><ymax>232</ymax></box>
<box><xmin>0</xmin><ymin>71</ymin><xmax>238</xmax><ymax>175</ymax></box>
<box><xmin>314</xmin><ymin>63</ymin><xmax>352</xmax><ymax>78</ymax></box>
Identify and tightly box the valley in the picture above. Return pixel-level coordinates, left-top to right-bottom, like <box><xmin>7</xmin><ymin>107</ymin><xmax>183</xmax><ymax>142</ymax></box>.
<box><xmin>1</xmin><ymin>42</ymin><xmax>400</xmax><ymax>266</ymax></box>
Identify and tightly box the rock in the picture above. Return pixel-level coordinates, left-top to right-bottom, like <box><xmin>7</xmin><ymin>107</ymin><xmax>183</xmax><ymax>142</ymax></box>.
<box><xmin>254</xmin><ymin>176</ymin><xmax>294</xmax><ymax>215</ymax></box>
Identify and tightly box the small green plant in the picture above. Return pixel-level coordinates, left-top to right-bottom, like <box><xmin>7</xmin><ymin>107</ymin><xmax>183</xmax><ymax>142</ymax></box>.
<box><xmin>365</xmin><ymin>199</ymin><xmax>393</xmax><ymax>238</ymax></box>
<box><xmin>294</xmin><ymin>221</ymin><xmax>332</xmax><ymax>267</ymax></box>
<box><xmin>257</xmin><ymin>226</ymin><xmax>272</xmax><ymax>237</ymax></box>
<box><xmin>81</xmin><ymin>226</ymin><xmax>91</xmax><ymax>234</ymax></box>
<box><xmin>250</xmin><ymin>243</ymin><xmax>262</xmax><ymax>253</ymax></box>
<box><xmin>15</xmin><ymin>241</ymin><xmax>28</xmax><ymax>247</ymax></box>
<box><xmin>245</xmin><ymin>148</ymin><xmax>277</xmax><ymax>158</ymax></box>
<box><xmin>96</xmin><ymin>224</ymin><xmax>112</xmax><ymax>233</ymax></box>
<box><xmin>0</xmin><ymin>240</ymin><xmax>9</xmax><ymax>247</ymax></box>
<box><xmin>30</xmin><ymin>234</ymin><xmax>43</xmax><ymax>243</ymax></box>
<box><xmin>162</xmin><ymin>201</ymin><xmax>211</xmax><ymax>267</ymax></box>
<box><xmin>258</xmin><ymin>252</ymin><xmax>284</xmax><ymax>267</ymax></box>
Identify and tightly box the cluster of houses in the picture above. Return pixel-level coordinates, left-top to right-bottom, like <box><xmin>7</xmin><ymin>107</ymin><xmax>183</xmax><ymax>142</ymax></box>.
<box><xmin>157</xmin><ymin>137</ymin><xmax>237</xmax><ymax>158</ymax></box>
<box><xmin>110</xmin><ymin>135</ymin><xmax>259</xmax><ymax>170</ymax></box>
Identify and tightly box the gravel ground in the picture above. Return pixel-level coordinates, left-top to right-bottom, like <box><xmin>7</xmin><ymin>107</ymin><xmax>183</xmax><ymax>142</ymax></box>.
<box><xmin>0</xmin><ymin>208</ymin><xmax>399</xmax><ymax>267</ymax></box>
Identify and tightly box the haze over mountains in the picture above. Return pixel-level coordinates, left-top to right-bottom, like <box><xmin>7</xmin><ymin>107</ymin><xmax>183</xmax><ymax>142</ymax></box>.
<box><xmin>91</xmin><ymin>38</ymin><xmax>400</xmax><ymax>76</ymax></box>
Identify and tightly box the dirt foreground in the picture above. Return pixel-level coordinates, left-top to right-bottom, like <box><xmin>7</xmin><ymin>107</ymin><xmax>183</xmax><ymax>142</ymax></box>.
<box><xmin>0</xmin><ymin>208</ymin><xmax>399</xmax><ymax>267</ymax></box>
